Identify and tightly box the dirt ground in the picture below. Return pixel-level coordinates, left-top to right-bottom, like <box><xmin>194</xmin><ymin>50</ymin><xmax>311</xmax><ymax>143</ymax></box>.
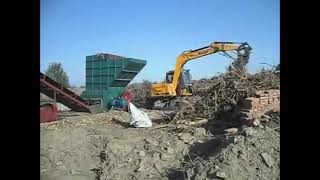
<box><xmin>40</xmin><ymin>109</ymin><xmax>279</xmax><ymax>180</ymax></box>
<box><xmin>178</xmin><ymin>111</ymin><xmax>280</xmax><ymax>180</ymax></box>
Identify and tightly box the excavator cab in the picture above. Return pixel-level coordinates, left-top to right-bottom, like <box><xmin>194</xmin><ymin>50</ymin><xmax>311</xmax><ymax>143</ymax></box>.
<box><xmin>166</xmin><ymin>69</ymin><xmax>192</xmax><ymax>85</ymax></box>
<box><xmin>180</xmin><ymin>69</ymin><xmax>192</xmax><ymax>88</ymax></box>
<box><xmin>165</xmin><ymin>70</ymin><xmax>174</xmax><ymax>83</ymax></box>
<box><xmin>166</xmin><ymin>69</ymin><xmax>193</xmax><ymax>95</ymax></box>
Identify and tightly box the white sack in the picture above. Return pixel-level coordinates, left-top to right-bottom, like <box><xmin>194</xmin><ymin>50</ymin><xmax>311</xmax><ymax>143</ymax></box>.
<box><xmin>129</xmin><ymin>102</ymin><xmax>152</xmax><ymax>128</ymax></box>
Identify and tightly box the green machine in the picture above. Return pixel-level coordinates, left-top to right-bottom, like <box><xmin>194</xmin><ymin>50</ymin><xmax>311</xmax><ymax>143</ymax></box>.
<box><xmin>81</xmin><ymin>53</ymin><xmax>146</xmax><ymax>110</ymax></box>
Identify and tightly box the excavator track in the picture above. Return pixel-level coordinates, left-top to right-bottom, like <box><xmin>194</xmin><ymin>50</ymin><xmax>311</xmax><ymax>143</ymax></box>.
<box><xmin>145</xmin><ymin>96</ymin><xmax>194</xmax><ymax>112</ymax></box>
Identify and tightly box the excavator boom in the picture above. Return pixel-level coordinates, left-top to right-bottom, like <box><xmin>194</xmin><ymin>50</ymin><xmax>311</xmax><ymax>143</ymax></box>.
<box><xmin>170</xmin><ymin>42</ymin><xmax>251</xmax><ymax>94</ymax></box>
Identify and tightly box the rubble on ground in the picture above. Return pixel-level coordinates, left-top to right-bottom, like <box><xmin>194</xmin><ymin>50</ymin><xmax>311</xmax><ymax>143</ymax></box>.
<box><xmin>173</xmin><ymin>111</ymin><xmax>280</xmax><ymax>180</ymax></box>
<box><xmin>40</xmin><ymin>109</ymin><xmax>280</xmax><ymax>180</ymax></box>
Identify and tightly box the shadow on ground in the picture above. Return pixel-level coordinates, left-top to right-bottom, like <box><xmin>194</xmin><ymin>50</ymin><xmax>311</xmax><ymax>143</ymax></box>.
<box><xmin>165</xmin><ymin>169</ymin><xmax>186</xmax><ymax>180</ymax></box>
<box><xmin>165</xmin><ymin>136</ymin><xmax>231</xmax><ymax>180</ymax></box>
<box><xmin>188</xmin><ymin>137</ymin><xmax>230</xmax><ymax>161</ymax></box>
<box><xmin>111</xmin><ymin>118</ymin><xmax>132</xmax><ymax>128</ymax></box>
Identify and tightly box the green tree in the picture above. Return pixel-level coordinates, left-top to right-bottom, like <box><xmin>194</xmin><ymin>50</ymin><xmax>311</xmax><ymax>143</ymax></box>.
<box><xmin>45</xmin><ymin>62</ymin><xmax>70</xmax><ymax>87</ymax></box>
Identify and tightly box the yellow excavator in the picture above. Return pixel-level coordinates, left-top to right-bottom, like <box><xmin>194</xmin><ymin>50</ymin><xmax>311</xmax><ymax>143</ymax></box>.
<box><xmin>146</xmin><ymin>41</ymin><xmax>252</xmax><ymax>108</ymax></box>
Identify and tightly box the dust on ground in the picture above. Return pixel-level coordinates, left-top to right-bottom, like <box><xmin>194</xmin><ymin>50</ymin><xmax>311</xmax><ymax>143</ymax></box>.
<box><xmin>41</xmin><ymin>109</ymin><xmax>279</xmax><ymax>180</ymax></box>
<box><xmin>172</xmin><ymin>111</ymin><xmax>280</xmax><ymax>180</ymax></box>
<box><xmin>41</xmin><ymin>110</ymin><xmax>194</xmax><ymax>180</ymax></box>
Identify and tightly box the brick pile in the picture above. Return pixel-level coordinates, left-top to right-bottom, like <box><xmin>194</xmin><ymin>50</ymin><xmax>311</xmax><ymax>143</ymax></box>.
<box><xmin>239</xmin><ymin>89</ymin><xmax>280</xmax><ymax>123</ymax></box>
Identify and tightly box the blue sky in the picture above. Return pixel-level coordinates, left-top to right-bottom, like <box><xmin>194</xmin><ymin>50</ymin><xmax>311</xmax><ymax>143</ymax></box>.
<box><xmin>41</xmin><ymin>0</ymin><xmax>279</xmax><ymax>87</ymax></box>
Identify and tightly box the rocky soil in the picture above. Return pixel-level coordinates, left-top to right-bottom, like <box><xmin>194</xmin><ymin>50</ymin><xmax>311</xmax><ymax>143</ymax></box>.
<box><xmin>40</xmin><ymin>109</ymin><xmax>279</xmax><ymax>180</ymax></box>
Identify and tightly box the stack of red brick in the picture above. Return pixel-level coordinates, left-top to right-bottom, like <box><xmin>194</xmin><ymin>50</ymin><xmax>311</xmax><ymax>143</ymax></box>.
<box><xmin>239</xmin><ymin>89</ymin><xmax>280</xmax><ymax>122</ymax></box>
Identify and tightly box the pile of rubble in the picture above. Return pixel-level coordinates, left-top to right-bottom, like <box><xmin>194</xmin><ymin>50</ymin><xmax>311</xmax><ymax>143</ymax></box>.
<box><xmin>170</xmin><ymin>111</ymin><xmax>280</xmax><ymax>180</ymax></box>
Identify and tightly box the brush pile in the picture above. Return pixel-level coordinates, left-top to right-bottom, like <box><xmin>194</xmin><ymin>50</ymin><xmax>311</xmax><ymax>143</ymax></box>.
<box><xmin>189</xmin><ymin>62</ymin><xmax>280</xmax><ymax>120</ymax></box>
<box><xmin>127</xmin><ymin>55</ymin><xmax>280</xmax><ymax>126</ymax></box>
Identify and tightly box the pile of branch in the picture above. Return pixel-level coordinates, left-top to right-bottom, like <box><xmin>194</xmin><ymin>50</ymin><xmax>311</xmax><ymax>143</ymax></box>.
<box><xmin>184</xmin><ymin>58</ymin><xmax>280</xmax><ymax>121</ymax></box>
<box><xmin>126</xmin><ymin>80</ymin><xmax>152</xmax><ymax>108</ymax></box>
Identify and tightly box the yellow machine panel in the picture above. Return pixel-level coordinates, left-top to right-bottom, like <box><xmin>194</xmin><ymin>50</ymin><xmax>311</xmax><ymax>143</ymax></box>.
<box><xmin>150</xmin><ymin>83</ymin><xmax>173</xmax><ymax>97</ymax></box>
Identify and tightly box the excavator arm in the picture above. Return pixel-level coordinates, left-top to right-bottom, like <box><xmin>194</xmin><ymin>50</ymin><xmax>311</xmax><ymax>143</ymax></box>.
<box><xmin>169</xmin><ymin>42</ymin><xmax>252</xmax><ymax>95</ymax></box>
